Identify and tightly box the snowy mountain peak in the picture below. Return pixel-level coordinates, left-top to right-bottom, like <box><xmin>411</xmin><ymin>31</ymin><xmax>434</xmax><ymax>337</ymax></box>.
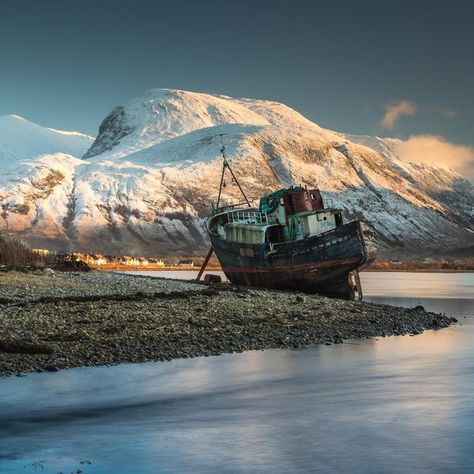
<box><xmin>1</xmin><ymin>90</ymin><xmax>473</xmax><ymax>258</ymax></box>
<box><xmin>1</xmin><ymin>114</ymin><xmax>29</xmax><ymax>122</ymax></box>
<box><xmin>83</xmin><ymin>88</ymin><xmax>324</xmax><ymax>160</ymax></box>
<box><xmin>0</xmin><ymin>114</ymin><xmax>93</xmax><ymax>161</ymax></box>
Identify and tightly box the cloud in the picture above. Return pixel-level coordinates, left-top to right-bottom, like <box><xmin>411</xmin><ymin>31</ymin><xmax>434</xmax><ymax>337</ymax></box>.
<box><xmin>380</xmin><ymin>100</ymin><xmax>417</xmax><ymax>129</ymax></box>
<box><xmin>394</xmin><ymin>135</ymin><xmax>474</xmax><ymax>178</ymax></box>
<box><xmin>438</xmin><ymin>107</ymin><xmax>457</xmax><ymax>119</ymax></box>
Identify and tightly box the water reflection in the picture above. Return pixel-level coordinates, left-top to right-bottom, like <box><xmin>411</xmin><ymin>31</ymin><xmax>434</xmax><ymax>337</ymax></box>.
<box><xmin>362</xmin><ymin>271</ymin><xmax>474</xmax><ymax>299</ymax></box>
<box><xmin>125</xmin><ymin>270</ymin><xmax>474</xmax><ymax>300</ymax></box>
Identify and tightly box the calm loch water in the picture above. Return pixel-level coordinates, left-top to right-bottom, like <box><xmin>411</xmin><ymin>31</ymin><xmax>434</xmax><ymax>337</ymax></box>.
<box><xmin>0</xmin><ymin>272</ymin><xmax>473</xmax><ymax>473</ymax></box>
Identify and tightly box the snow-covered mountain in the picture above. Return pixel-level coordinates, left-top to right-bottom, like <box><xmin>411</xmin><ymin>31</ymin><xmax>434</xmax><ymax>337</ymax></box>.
<box><xmin>0</xmin><ymin>89</ymin><xmax>473</xmax><ymax>257</ymax></box>
<box><xmin>0</xmin><ymin>115</ymin><xmax>93</xmax><ymax>161</ymax></box>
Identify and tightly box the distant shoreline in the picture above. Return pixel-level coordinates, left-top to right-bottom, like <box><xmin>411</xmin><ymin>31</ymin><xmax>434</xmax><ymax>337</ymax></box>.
<box><xmin>364</xmin><ymin>269</ymin><xmax>474</xmax><ymax>273</ymax></box>
<box><xmin>90</xmin><ymin>265</ymin><xmax>222</xmax><ymax>272</ymax></box>
<box><xmin>90</xmin><ymin>266</ymin><xmax>474</xmax><ymax>274</ymax></box>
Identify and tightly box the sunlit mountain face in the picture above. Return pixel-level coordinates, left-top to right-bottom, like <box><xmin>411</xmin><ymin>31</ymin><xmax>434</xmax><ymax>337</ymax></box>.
<box><xmin>0</xmin><ymin>89</ymin><xmax>473</xmax><ymax>257</ymax></box>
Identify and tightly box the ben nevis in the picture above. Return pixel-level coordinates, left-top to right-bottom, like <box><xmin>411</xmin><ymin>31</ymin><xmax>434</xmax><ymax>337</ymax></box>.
<box><xmin>1</xmin><ymin>89</ymin><xmax>472</xmax><ymax>260</ymax></box>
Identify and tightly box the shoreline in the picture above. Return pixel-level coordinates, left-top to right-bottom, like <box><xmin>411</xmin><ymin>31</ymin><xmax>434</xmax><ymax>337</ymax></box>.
<box><xmin>0</xmin><ymin>271</ymin><xmax>457</xmax><ymax>377</ymax></box>
<box><xmin>364</xmin><ymin>269</ymin><xmax>474</xmax><ymax>273</ymax></box>
<box><xmin>91</xmin><ymin>266</ymin><xmax>474</xmax><ymax>274</ymax></box>
<box><xmin>92</xmin><ymin>266</ymin><xmax>222</xmax><ymax>272</ymax></box>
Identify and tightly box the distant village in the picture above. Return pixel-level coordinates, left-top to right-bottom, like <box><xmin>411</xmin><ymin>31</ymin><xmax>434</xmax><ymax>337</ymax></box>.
<box><xmin>32</xmin><ymin>249</ymin><xmax>197</xmax><ymax>269</ymax></box>
<box><xmin>29</xmin><ymin>248</ymin><xmax>474</xmax><ymax>272</ymax></box>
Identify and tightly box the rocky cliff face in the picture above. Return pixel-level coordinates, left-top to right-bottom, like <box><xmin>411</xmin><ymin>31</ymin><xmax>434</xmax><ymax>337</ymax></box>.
<box><xmin>1</xmin><ymin>89</ymin><xmax>473</xmax><ymax>257</ymax></box>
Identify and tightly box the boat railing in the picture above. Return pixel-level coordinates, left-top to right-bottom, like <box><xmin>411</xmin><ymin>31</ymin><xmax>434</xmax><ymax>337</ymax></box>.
<box><xmin>227</xmin><ymin>209</ymin><xmax>268</xmax><ymax>225</ymax></box>
<box><xmin>211</xmin><ymin>201</ymin><xmax>257</xmax><ymax>215</ymax></box>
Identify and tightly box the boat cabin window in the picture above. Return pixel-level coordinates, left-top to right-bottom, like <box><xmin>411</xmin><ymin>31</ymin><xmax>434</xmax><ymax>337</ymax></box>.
<box><xmin>335</xmin><ymin>212</ymin><xmax>343</xmax><ymax>227</ymax></box>
<box><xmin>266</xmin><ymin>224</ymin><xmax>285</xmax><ymax>243</ymax></box>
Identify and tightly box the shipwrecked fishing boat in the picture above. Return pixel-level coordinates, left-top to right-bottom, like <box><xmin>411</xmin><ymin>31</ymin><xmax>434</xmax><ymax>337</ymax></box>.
<box><xmin>198</xmin><ymin>138</ymin><xmax>377</xmax><ymax>299</ymax></box>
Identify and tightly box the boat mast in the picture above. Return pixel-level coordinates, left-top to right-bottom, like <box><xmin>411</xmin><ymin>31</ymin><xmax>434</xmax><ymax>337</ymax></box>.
<box><xmin>196</xmin><ymin>135</ymin><xmax>251</xmax><ymax>282</ymax></box>
<box><xmin>215</xmin><ymin>134</ymin><xmax>251</xmax><ymax>209</ymax></box>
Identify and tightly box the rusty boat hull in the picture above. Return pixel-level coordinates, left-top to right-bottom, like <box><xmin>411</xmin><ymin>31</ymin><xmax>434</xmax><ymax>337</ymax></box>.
<box><xmin>209</xmin><ymin>220</ymin><xmax>377</xmax><ymax>299</ymax></box>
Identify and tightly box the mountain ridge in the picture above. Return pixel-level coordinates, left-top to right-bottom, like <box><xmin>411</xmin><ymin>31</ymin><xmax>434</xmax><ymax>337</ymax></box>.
<box><xmin>0</xmin><ymin>114</ymin><xmax>93</xmax><ymax>162</ymax></box>
<box><xmin>0</xmin><ymin>89</ymin><xmax>473</xmax><ymax>257</ymax></box>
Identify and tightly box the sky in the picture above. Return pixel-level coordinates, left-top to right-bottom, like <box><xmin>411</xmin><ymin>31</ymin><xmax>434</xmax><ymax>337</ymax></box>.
<box><xmin>1</xmin><ymin>0</ymin><xmax>473</xmax><ymax>173</ymax></box>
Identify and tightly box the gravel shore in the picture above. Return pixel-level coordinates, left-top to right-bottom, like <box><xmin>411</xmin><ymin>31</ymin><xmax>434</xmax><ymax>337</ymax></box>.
<box><xmin>0</xmin><ymin>271</ymin><xmax>457</xmax><ymax>377</ymax></box>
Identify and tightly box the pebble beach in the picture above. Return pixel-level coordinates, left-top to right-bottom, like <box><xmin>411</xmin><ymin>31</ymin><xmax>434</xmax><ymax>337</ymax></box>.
<box><xmin>0</xmin><ymin>271</ymin><xmax>457</xmax><ymax>377</ymax></box>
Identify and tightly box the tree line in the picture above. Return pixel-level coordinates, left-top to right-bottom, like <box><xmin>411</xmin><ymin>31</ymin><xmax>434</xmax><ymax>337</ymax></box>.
<box><xmin>0</xmin><ymin>235</ymin><xmax>53</xmax><ymax>269</ymax></box>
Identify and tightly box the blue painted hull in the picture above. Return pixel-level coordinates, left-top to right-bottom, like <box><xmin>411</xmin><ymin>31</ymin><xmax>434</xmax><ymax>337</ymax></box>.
<box><xmin>209</xmin><ymin>220</ymin><xmax>377</xmax><ymax>298</ymax></box>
